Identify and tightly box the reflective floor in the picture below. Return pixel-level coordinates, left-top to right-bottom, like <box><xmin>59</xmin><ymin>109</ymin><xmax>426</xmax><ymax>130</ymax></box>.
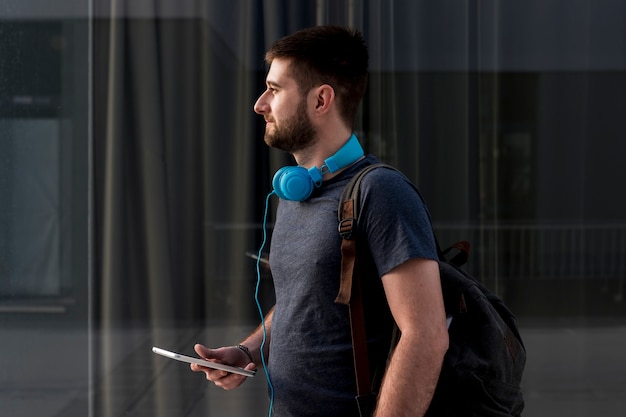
<box><xmin>1</xmin><ymin>320</ymin><xmax>624</xmax><ymax>417</ymax></box>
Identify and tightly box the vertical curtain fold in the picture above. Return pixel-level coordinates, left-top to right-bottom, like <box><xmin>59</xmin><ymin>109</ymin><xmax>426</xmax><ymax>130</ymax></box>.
<box><xmin>102</xmin><ymin>13</ymin><xmax>175</xmax><ymax>326</ymax></box>
<box><xmin>95</xmin><ymin>2</ymin><xmax>265</xmax><ymax>415</ymax></box>
<box><xmin>98</xmin><ymin>2</ymin><xmax>271</xmax><ymax>329</ymax></box>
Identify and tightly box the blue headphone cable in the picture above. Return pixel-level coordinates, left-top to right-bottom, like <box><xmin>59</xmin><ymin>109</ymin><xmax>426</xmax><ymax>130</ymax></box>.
<box><xmin>255</xmin><ymin>191</ymin><xmax>275</xmax><ymax>416</ymax></box>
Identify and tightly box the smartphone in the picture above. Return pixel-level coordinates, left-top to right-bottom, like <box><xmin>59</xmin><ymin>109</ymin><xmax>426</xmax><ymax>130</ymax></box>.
<box><xmin>152</xmin><ymin>346</ymin><xmax>256</xmax><ymax>377</ymax></box>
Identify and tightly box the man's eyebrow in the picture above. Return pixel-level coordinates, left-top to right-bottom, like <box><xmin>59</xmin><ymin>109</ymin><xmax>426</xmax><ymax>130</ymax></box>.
<box><xmin>266</xmin><ymin>80</ymin><xmax>281</xmax><ymax>89</ymax></box>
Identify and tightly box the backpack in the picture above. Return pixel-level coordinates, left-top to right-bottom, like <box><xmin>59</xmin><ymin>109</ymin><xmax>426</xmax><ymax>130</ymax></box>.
<box><xmin>335</xmin><ymin>163</ymin><xmax>526</xmax><ymax>417</ymax></box>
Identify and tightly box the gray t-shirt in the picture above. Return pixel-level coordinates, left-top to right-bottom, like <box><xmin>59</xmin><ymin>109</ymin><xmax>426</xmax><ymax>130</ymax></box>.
<box><xmin>268</xmin><ymin>155</ymin><xmax>437</xmax><ymax>417</ymax></box>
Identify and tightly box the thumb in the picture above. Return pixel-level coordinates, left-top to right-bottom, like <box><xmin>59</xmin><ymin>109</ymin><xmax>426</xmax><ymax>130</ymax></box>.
<box><xmin>194</xmin><ymin>343</ymin><xmax>223</xmax><ymax>361</ymax></box>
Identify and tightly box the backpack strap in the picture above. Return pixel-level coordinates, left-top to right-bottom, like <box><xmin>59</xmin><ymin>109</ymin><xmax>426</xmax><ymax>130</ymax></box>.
<box><xmin>336</xmin><ymin>163</ymin><xmax>386</xmax><ymax>305</ymax></box>
<box><xmin>335</xmin><ymin>163</ymin><xmax>387</xmax><ymax>398</ymax></box>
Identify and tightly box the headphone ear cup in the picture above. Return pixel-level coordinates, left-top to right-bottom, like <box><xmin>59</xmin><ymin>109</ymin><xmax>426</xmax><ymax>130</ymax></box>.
<box><xmin>272</xmin><ymin>166</ymin><xmax>314</xmax><ymax>201</ymax></box>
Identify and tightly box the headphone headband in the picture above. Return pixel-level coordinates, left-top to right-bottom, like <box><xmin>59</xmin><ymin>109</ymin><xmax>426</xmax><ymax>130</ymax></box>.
<box><xmin>272</xmin><ymin>134</ymin><xmax>364</xmax><ymax>201</ymax></box>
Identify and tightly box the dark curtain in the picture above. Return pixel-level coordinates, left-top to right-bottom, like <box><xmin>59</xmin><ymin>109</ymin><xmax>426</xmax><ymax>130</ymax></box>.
<box><xmin>95</xmin><ymin>2</ymin><xmax>266</xmax><ymax>328</ymax></box>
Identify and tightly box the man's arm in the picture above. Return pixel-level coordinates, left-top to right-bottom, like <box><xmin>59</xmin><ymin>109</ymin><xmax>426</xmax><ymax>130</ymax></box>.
<box><xmin>240</xmin><ymin>306</ymin><xmax>274</xmax><ymax>365</ymax></box>
<box><xmin>191</xmin><ymin>307</ymin><xmax>274</xmax><ymax>390</ymax></box>
<box><xmin>374</xmin><ymin>258</ymin><xmax>448</xmax><ymax>416</ymax></box>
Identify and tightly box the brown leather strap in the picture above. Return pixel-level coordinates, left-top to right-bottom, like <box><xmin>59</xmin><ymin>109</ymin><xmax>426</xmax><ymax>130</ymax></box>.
<box><xmin>336</xmin><ymin>197</ymin><xmax>372</xmax><ymax>396</ymax></box>
<box><xmin>336</xmin><ymin>165</ymin><xmax>393</xmax><ymax>397</ymax></box>
<box><xmin>336</xmin><ymin>237</ymin><xmax>356</xmax><ymax>305</ymax></box>
<box><xmin>348</xmin><ymin>264</ymin><xmax>372</xmax><ymax>396</ymax></box>
<box><xmin>336</xmin><ymin>199</ymin><xmax>356</xmax><ymax>305</ymax></box>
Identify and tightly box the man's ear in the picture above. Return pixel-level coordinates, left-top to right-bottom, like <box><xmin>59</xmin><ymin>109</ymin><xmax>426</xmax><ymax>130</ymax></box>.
<box><xmin>313</xmin><ymin>84</ymin><xmax>335</xmax><ymax>114</ymax></box>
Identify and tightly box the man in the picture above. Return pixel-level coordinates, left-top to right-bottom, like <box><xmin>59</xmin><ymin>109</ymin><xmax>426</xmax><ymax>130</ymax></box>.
<box><xmin>191</xmin><ymin>25</ymin><xmax>449</xmax><ymax>417</ymax></box>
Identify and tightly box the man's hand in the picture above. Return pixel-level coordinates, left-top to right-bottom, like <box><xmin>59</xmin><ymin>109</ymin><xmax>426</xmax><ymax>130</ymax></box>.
<box><xmin>190</xmin><ymin>344</ymin><xmax>256</xmax><ymax>390</ymax></box>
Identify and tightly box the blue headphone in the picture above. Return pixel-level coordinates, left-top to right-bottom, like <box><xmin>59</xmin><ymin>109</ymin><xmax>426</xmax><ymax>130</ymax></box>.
<box><xmin>272</xmin><ymin>134</ymin><xmax>364</xmax><ymax>201</ymax></box>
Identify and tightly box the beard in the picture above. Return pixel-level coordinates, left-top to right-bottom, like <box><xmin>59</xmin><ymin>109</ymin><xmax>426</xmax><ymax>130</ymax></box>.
<box><xmin>264</xmin><ymin>99</ymin><xmax>317</xmax><ymax>153</ymax></box>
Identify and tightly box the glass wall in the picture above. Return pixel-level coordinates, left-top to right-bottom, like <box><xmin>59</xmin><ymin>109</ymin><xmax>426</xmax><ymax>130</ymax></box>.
<box><xmin>1</xmin><ymin>1</ymin><xmax>625</xmax><ymax>416</ymax></box>
<box><xmin>0</xmin><ymin>1</ymin><xmax>91</xmax><ymax>416</ymax></box>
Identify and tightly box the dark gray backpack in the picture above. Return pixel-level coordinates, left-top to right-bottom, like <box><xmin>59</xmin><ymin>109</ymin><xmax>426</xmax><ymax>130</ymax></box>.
<box><xmin>336</xmin><ymin>163</ymin><xmax>526</xmax><ymax>416</ymax></box>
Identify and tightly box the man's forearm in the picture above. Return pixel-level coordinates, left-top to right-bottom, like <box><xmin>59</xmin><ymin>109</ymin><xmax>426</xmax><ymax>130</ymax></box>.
<box><xmin>374</xmin><ymin>331</ymin><xmax>447</xmax><ymax>417</ymax></box>
<box><xmin>240</xmin><ymin>306</ymin><xmax>274</xmax><ymax>365</ymax></box>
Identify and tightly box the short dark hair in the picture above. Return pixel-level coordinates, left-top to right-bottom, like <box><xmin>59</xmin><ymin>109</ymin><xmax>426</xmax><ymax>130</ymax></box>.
<box><xmin>265</xmin><ymin>25</ymin><xmax>369</xmax><ymax>128</ymax></box>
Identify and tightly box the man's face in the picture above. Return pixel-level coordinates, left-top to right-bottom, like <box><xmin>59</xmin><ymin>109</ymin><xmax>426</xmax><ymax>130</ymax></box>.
<box><xmin>254</xmin><ymin>58</ymin><xmax>317</xmax><ymax>153</ymax></box>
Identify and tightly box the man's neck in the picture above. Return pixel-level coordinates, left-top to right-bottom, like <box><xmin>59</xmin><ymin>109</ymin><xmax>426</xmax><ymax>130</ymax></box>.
<box><xmin>293</xmin><ymin>132</ymin><xmax>360</xmax><ymax>181</ymax></box>
<box><xmin>293</xmin><ymin>131</ymin><xmax>353</xmax><ymax>169</ymax></box>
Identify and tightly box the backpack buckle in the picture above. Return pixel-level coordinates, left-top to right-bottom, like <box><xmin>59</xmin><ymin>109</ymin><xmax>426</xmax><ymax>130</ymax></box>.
<box><xmin>338</xmin><ymin>218</ymin><xmax>356</xmax><ymax>240</ymax></box>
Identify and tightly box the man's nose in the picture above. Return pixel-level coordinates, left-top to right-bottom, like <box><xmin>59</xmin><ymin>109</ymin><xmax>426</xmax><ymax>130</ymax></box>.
<box><xmin>254</xmin><ymin>91</ymin><xmax>269</xmax><ymax>114</ymax></box>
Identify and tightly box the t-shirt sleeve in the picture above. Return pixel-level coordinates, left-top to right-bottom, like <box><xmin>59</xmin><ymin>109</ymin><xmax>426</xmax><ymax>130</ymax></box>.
<box><xmin>357</xmin><ymin>168</ymin><xmax>438</xmax><ymax>277</ymax></box>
